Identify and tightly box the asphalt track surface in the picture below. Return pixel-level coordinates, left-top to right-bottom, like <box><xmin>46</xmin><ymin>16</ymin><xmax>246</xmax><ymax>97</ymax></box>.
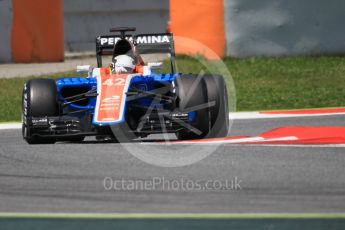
<box><xmin>0</xmin><ymin>115</ymin><xmax>344</xmax><ymax>213</ymax></box>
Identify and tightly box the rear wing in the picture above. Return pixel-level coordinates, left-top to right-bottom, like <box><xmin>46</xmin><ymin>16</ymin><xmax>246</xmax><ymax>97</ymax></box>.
<box><xmin>95</xmin><ymin>33</ymin><xmax>177</xmax><ymax>73</ymax></box>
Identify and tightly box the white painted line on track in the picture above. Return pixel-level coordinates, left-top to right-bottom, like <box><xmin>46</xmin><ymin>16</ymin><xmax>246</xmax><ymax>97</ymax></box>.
<box><xmin>142</xmin><ymin>142</ymin><xmax>345</xmax><ymax>147</ymax></box>
<box><xmin>229</xmin><ymin>112</ymin><xmax>345</xmax><ymax>120</ymax></box>
<box><xmin>0</xmin><ymin>123</ymin><xmax>21</xmax><ymax>130</ymax></box>
<box><xmin>232</xmin><ymin>144</ymin><xmax>345</xmax><ymax>148</ymax></box>
<box><xmin>177</xmin><ymin>137</ymin><xmax>265</xmax><ymax>144</ymax></box>
<box><xmin>170</xmin><ymin>136</ymin><xmax>299</xmax><ymax>145</ymax></box>
<box><xmin>253</xmin><ymin>136</ymin><xmax>298</xmax><ymax>142</ymax></box>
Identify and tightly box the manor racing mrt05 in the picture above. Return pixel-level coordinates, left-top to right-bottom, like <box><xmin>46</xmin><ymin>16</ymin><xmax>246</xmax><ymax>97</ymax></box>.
<box><xmin>22</xmin><ymin>27</ymin><xmax>229</xmax><ymax>144</ymax></box>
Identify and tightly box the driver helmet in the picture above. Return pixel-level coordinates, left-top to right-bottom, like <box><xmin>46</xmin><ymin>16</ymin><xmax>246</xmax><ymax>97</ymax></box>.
<box><xmin>112</xmin><ymin>55</ymin><xmax>135</xmax><ymax>74</ymax></box>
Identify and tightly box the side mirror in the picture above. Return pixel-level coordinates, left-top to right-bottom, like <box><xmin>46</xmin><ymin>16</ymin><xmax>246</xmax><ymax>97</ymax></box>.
<box><xmin>147</xmin><ymin>62</ymin><xmax>163</xmax><ymax>70</ymax></box>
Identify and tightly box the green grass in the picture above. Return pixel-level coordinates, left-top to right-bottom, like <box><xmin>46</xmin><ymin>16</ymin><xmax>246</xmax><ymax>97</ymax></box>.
<box><xmin>1</xmin><ymin>56</ymin><xmax>345</xmax><ymax>122</ymax></box>
<box><xmin>224</xmin><ymin>56</ymin><xmax>345</xmax><ymax>111</ymax></box>
<box><xmin>0</xmin><ymin>72</ymin><xmax>78</xmax><ymax>122</ymax></box>
<box><xmin>173</xmin><ymin>55</ymin><xmax>345</xmax><ymax>111</ymax></box>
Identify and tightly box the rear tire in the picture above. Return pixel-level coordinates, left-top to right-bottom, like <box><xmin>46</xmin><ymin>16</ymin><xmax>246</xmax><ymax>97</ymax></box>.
<box><xmin>175</xmin><ymin>74</ymin><xmax>229</xmax><ymax>140</ymax></box>
<box><xmin>22</xmin><ymin>79</ymin><xmax>58</xmax><ymax>144</ymax></box>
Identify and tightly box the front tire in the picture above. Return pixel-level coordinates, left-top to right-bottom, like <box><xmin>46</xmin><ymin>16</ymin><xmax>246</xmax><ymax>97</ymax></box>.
<box><xmin>22</xmin><ymin>79</ymin><xmax>58</xmax><ymax>144</ymax></box>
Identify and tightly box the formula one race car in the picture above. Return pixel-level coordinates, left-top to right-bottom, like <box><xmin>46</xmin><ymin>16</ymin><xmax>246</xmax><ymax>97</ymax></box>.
<box><xmin>22</xmin><ymin>27</ymin><xmax>229</xmax><ymax>144</ymax></box>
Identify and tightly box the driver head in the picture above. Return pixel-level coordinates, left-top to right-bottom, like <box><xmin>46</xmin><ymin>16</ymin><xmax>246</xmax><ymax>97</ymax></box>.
<box><xmin>112</xmin><ymin>55</ymin><xmax>135</xmax><ymax>74</ymax></box>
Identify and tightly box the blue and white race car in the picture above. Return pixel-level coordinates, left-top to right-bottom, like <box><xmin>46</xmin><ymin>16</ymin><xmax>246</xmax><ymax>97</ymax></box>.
<box><xmin>22</xmin><ymin>27</ymin><xmax>229</xmax><ymax>144</ymax></box>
